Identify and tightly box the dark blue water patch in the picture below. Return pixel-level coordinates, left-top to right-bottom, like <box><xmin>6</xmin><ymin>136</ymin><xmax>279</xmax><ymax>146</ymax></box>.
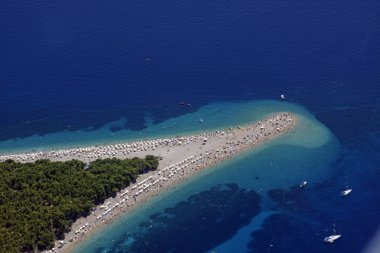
<box><xmin>101</xmin><ymin>184</ymin><xmax>261</xmax><ymax>253</ymax></box>
<box><xmin>247</xmin><ymin>184</ymin><xmax>341</xmax><ymax>253</ymax></box>
<box><xmin>314</xmin><ymin>103</ymin><xmax>380</xmax><ymax>149</ymax></box>
<box><xmin>267</xmin><ymin>187</ymin><xmax>319</xmax><ymax>214</ymax></box>
<box><xmin>1</xmin><ymin>0</ymin><xmax>379</xmax><ymax>141</ymax></box>
<box><xmin>247</xmin><ymin>145</ymin><xmax>380</xmax><ymax>253</ymax></box>
<box><xmin>247</xmin><ymin>214</ymin><xmax>329</xmax><ymax>253</ymax></box>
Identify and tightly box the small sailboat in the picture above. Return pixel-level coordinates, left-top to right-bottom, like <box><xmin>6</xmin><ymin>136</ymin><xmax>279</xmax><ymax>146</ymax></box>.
<box><xmin>324</xmin><ymin>222</ymin><xmax>341</xmax><ymax>243</ymax></box>
<box><xmin>299</xmin><ymin>181</ymin><xmax>307</xmax><ymax>189</ymax></box>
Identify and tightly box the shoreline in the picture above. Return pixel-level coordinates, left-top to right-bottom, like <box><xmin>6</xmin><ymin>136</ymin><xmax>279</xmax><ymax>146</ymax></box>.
<box><xmin>0</xmin><ymin>112</ymin><xmax>297</xmax><ymax>253</ymax></box>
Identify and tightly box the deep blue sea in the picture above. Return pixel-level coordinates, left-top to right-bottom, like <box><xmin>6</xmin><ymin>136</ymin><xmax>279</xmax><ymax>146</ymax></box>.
<box><xmin>1</xmin><ymin>0</ymin><xmax>379</xmax><ymax>253</ymax></box>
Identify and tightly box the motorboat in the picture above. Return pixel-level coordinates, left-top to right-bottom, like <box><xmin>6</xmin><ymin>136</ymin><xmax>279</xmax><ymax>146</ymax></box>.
<box><xmin>299</xmin><ymin>181</ymin><xmax>307</xmax><ymax>188</ymax></box>
<box><xmin>324</xmin><ymin>234</ymin><xmax>341</xmax><ymax>243</ymax></box>
<box><xmin>341</xmin><ymin>188</ymin><xmax>352</xmax><ymax>196</ymax></box>
<box><xmin>324</xmin><ymin>222</ymin><xmax>341</xmax><ymax>243</ymax></box>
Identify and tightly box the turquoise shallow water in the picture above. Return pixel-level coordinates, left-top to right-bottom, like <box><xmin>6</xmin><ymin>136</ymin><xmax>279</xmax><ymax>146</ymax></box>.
<box><xmin>62</xmin><ymin>100</ymin><xmax>340</xmax><ymax>253</ymax></box>
<box><xmin>0</xmin><ymin>100</ymin><xmax>333</xmax><ymax>154</ymax></box>
<box><xmin>0</xmin><ymin>100</ymin><xmax>341</xmax><ymax>252</ymax></box>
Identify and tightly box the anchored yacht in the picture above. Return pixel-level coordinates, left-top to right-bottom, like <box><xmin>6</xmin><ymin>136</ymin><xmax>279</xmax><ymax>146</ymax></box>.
<box><xmin>324</xmin><ymin>223</ymin><xmax>341</xmax><ymax>243</ymax></box>
<box><xmin>324</xmin><ymin>234</ymin><xmax>341</xmax><ymax>243</ymax></box>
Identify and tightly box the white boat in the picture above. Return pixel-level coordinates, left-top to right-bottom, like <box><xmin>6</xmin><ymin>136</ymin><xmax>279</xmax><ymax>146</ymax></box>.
<box><xmin>324</xmin><ymin>222</ymin><xmax>341</xmax><ymax>243</ymax></box>
<box><xmin>324</xmin><ymin>234</ymin><xmax>341</xmax><ymax>243</ymax></box>
<box><xmin>299</xmin><ymin>181</ymin><xmax>307</xmax><ymax>188</ymax></box>
<box><xmin>341</xmin><ymin>188</ymin><xmax>352</xmax><ymax>196</ymax></box>
<box><xmin>280</xmin><ymin>94</ymin><xmax>285</xmax><ymax>100</ymax></box>
<box><xmin>199</xmin><ymin>118</ymin><xmax>204</xmax><ymax>123</ymax></box>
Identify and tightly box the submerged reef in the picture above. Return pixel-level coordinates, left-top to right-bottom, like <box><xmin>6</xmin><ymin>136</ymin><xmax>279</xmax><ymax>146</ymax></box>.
<box><xmin>97</xmin><ymin>184</ymin><xmax>261</xmax><ymax>253</ymax></box>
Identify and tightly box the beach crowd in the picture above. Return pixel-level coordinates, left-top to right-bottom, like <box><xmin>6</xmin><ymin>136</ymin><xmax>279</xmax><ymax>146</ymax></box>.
<box><xmin>0</xmin><ymin>112</ymin><xmax>296</xmax><ymax>253</ymax></box>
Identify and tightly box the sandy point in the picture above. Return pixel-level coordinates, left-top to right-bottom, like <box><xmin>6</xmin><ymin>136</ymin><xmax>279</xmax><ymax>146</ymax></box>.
<box><xmin>0</xmin><ymin>112</ymin><xmax>298</xmax><ymax>253</ymax></box>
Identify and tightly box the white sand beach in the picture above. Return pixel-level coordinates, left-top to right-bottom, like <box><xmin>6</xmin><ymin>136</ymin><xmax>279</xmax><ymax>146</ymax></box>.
<box><xmin>0</xmin><ymin>112</ymin><xmax>297</xmax><ymax>253</ymax></box>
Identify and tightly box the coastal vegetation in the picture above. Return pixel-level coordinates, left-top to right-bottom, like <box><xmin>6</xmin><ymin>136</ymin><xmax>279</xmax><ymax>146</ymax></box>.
<box><xmin>0</xmin><ymin>156</ymin><xmax>159</xmax><ymax>253</ymax></box>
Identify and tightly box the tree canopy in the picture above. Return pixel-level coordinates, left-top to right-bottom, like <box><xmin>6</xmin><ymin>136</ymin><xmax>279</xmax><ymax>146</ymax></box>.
<box><xmin>0</xmin><ymin>155</ymin><xmax>159</xmax><ymax>252</ymax></box>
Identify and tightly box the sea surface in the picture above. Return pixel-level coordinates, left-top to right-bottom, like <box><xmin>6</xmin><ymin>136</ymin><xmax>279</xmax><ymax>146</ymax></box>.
<box><xmin>0</xmin><ymin>1</ymin><xmax>379</xmax><ymax>253</ymax></box>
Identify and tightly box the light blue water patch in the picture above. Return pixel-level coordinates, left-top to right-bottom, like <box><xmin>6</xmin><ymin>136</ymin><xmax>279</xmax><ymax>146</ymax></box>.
<box><xmin>70</xmin><ymin>100</ymin><xmax>340</xmax><ymax>253</ymax></box>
